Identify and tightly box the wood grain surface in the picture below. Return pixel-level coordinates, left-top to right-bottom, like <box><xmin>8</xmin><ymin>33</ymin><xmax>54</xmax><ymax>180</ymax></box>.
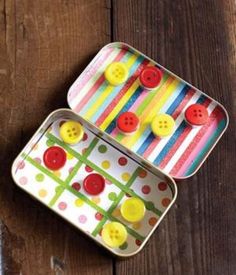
<box><xmin>0</xmin><ymin>0</ymin><xmax>235</xmax><ymax>274</ymax></box>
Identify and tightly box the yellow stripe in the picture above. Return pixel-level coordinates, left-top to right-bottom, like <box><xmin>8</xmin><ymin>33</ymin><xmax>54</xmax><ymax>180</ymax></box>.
<box><xmin>99</xmin><ymin>61</ymin><xmax>153</xmax><ymax>131</ymax></box>
<box><xmin>121</xmin><ymin>78</ymin><xmax>180</xmax><ymax>148</ymax></box>
<box><xmin>84</xmin><ymin>54</ymin><xmax>139</xmax><ymax>120</ymax></box>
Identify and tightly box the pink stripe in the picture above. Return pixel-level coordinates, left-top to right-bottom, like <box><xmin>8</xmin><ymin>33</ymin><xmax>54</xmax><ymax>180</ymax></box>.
<box><xmin>129</xmin><ymin>89</ymin><xmax>148</xmax><ymax>112</ymax></box>
<box><xmin>159</xmin><ymin>94</ymin><xmax>209</xmax><ymax>169</ymax></box>
<box><xmin>95</xmin><ymin>59</ymin><xmax>149</xmax><ymax>127</ymax></box>
<box><xmin>68</xmin><ymin>47</ymin><xmax>113</xmax><ymax>101</ymax></box>
<box><xmin>176</xmin><ymin>109</ymin><xmax>224</xmax><ymax>177</ymax></box>
<box><xmin>74</xmin><ymin>49</ymin><xmax>126</xmax><ymax>113</ymax></box>
<box><xmin>143</xmin><ymin>90</ymin><xmax>196</xmax><ymax>159</ymax></box>
<box><xmin>170</xmin><ymin>106</ymin><xmax>221</xmax><ymax>176</ymax></box>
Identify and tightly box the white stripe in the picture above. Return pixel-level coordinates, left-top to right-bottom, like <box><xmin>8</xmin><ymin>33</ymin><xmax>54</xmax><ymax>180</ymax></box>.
<box><xmin>164</xmin><ymin>101</ymin><xmax>217</xmax><ymax>173</ymax></box>
<box><xmin>147</xmin><ymin>92</ymin><xmax>202</xmax><ymax>162</ymax></box>
<box><xmin>69</xmin><ymin>48</ymin><xmax>121</xmax><ymax>109</ymax></box>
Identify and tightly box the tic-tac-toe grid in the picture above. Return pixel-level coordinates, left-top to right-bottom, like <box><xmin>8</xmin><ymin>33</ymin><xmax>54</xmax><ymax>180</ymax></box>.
<box><xmin>13</xmin><ymin>118</ymin><xmax>174</xmax><ymax>256</ymax></box>
<box><xmin>68</xmin><ymin>43</ymin><xmax>228</xmax><ymax>179</ymax></box>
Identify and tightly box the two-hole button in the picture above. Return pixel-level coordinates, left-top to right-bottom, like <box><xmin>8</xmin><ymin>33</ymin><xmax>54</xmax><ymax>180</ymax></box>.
<box><xmin>59</xmin><ymin>121</ymin><xmax>84</xmax><ymax>145</ymax></box>
<box><xmin>151</xmin><ymin>114</ymin><xmax>175</xmax><ymax>137</ymax></box>
<box><xmin>105</xmin><ymin>62</ymin><xmax>129</xmax><ymax>86</ymax></box>
<box><xmin>43</xmin><ymin>146</ymin><xmax>67</xmax><ymax>170</ymax></box>
<box><xmin>185</xmin><ymin>104</ymin><xmax>208</xmax><ymax>126</ymax></box>
<box><xmin>117</xmin><ymin>112</ymin><xmax>140</xmax><ymax>134</ymax></box>
<box><xmin>101</xmin><ymin>222</ymin><xmax>127</xmax><ymax>248</ymax></box>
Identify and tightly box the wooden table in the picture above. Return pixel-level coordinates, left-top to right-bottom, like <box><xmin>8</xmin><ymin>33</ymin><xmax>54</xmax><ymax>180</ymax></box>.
<box><xmin>0</xmin><ymin>1</ymin><xmax>235</xmax><ymax>274</ymax></box>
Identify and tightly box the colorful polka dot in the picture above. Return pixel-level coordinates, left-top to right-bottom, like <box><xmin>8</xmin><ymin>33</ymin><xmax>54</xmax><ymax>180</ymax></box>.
<box><xmin>91</xmin><ymin>197</ymin><xmax>101</xmax><ymax>204</ymax></box>
<box><xmin>46</xmin><ymin>139</ymin><xmax>55</xmax><ymax>147</ymax></box>
<box><xmin>141</xmin><ymin>185</ymin><xmax>151</xmax><ymax>194</ymax></box>
<box><xmin>82</xmin><ymin>133</ymin><xmax>88</xmax><ymax>141</ymax></box>
<box><xmin>82</xmin><ymin>148</ymin><xmax>87</xmax><ymax>155</ymax></box>
<box><xmin>162</xmin><ymin>198</ymin><xmax>171</xmax><ymax>207</ymax></box>
<box><xmin>35</xmin><ymin>173</ymin><xmax>44</xmax><ymax>182</ymax></box>
<box><xmin>72</xmin><ymin>182</ymin><xmax>81</xmax><ymax>191</ymax></box>
<box><xmin>66</xmin><ymin>152</ymin><xmax>74</xmax><ymax>160</ymax></box>
<box><xmin>95</xmin><ymin>212</ymin><xmax>103</xmax><ymax>220</ymax></box>
<box><xmin>119</xmin><ymin>242</ymin><xmax>128</xmax><ymax>250</ymax></box>
<box><xmin>75</xmin><ymin>198</ymin><xmax>84</xmax><ymax>207</ymax></box>
<box><xmin>105</xmin><ymin>179</ymin><xmax>112</xmax><ymax>185</ymax></box>
<box><xmin>108</xmin><ymin>192</ymin><xmax>117</xmax><ymax>201</ymax></box>
<box><xmin>112</xmin><ymin>208</ymin><xmax>121</xmax><ymax>217</ymax></box>
<box><xmin>149</xmin><ymin>217</ymin><xmax>158</xmax><ymax>226</ymax></box>
<box><xmin>158</xmin><ymin>182</ymin><xmax>167</xmax><ymax>191</ymax></box>
<box><xmin>101</xmin><ymin>160</ymin><xmax>110</xmax><ymax>169</ymax></box>
<box><xmin>132</xmin><ymin>222</ymin><xmax>141</xmax><ymax>230</ymax></box>
<box><xmin>38</xmin><ymin>189</ymin><xmax>47</xmax><ymax>198</ymax></box>
<box><xmin>55</xmin><ymin>187</ymin><xmax>64</xmax><ymax>195</ymax></box>
<box><xmin>85</xmin><ymin>165</ymin><xmax>93</xmax><ymax>173</ymax></box>
<box><xmin>34</xmin><ymin>157</ymin><xmax>41</xmax><ymax>164</ymax></box>
<box><xmin>58</xmin><ymin>202</ymin><xmax>67</xmax><ymax>210</ymax></box>
<box><xmin>118</xmin><ymin>157</ymin><xmax>127</xmax><ymax>166</ymax></box>
<box><xmin>53</xmin><ymin>170</ymin><xmax>61</xmax><ymax>178</ymax></box>
<box><xmin>138</xmin><ymin>169</ymin><xmax>147</xmax><ymax>178</ymax></box>
<box><xmin>135</xmin><ymin>239</ymin><xmax>142</xmax><ymax>246</ymax></box>
<box><xmin>17</xmin><ymin>161</ymin><xmax>25</xmax><ymax>169</ymax></box>
<box><xmin>19</xmin><ymin>176</ymin><xmax>27</xmax><ymax>185</ymax></box>
<box><xmin>78</xmin><ymin>215</ymin><xmax>87</xmax><ymax>224</ymax></box>
<box><xmin>121</xmin><ymin>172</ymin><xmax>130</xmax><ymax>182</ymax></box>
<box><xmin>98</xmin><ymin>144</ymin><xmax>107</xmax><ymax>153</ymax></box>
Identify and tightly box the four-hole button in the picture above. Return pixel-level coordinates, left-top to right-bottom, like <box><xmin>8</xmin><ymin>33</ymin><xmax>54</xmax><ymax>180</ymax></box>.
<box><xmin>105</xmin><ymin>62</ymin><xmax>129</xmax><ymax>86</ymax></box>
<box><xmin>117</xmin><ymin>112</ymin><xmax>140</xmax><ymax>134</ymax></box>
<box><xmin>139</xmin><ymin>66</ymin><xmax>163</xmax><ymax>90</ymax></box>
<box><xmin>185</xmin><ymin>104</ymin><xmax>208</xmax><ymax>126</ymax></box>
<box><xmin>151</xmin><ymin>114</ymin><xmax>175</xmax><ymax>137</ymax></box>
<box><xmin>59</xmin><ymin>120</ymin><xmax>84</xmax><ymax>145</ymax></box>
<box><xmin>101</xmin><ymin>222</ymin><xmax>127</xmax><ymax>248</ymax></box>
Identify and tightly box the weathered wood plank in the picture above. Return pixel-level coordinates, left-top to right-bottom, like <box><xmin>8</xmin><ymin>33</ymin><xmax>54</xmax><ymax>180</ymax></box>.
<box><xmin>0</xmin><ymin>0</ymin><xmax>112</xmax><ymax>274</ymax></box>
<box><xmin>113</xmin><ymin>0</ymin><xmax>236</xmax><ymax>274</ymax></box>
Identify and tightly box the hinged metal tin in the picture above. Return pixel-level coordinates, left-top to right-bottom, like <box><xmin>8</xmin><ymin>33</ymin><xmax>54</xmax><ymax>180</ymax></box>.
<box><xmin>11</xmin><ymin>42</ymin><xmax>228</xmax><ymax>257</ymax></box>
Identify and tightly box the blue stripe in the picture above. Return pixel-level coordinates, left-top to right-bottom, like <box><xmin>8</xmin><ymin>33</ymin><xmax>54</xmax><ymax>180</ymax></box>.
<box><xmin>136</xmin><ymin>85</ymin><xmax>189</xmax><ymax>155</ymax></box>
<box><xmin>185</xmin><ymin>118</ymin><xmax>226</xmax><ymax>175</ymax></box>
<box><xmin>152</xmin><ymin>95</ymin><xmax>206</xmax><ymax>165</ymax></box>
<box><xmin>132</xmin><ymin>81</ymin><xmax>186</xmax><ymax>152</ymax></box>
<box><xmin>105</xmin><ymin>86</ymin><xmax>143</xmax><ymax>133</ymax></box>
<box><xmin>90</xmin><ymin>55</ymin><xmax>145</xmax><ymax>122</ymax></box>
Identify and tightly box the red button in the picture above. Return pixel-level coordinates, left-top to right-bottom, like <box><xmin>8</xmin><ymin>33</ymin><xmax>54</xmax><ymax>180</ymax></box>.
<box><xmin>139</xmin><ymin>66</ymin><xmax>162</xmax><ymax>89</ymax></box>
<box><xmin>43</xmin><ymin>146</ymin><xmax>66</xmax><ymax>170</ymax></box>
<box><xmin>117</xmin><ymin>112</ymin><xmax>139</xmax><ymax>134</ymax></box>
<box><xmin>185</xmin><ymin>104</ymin><xmax>208</xmax><ymax>126</ymax></box>
<box><xmin>83</xmin><ymin>173</ymin><xmax>105</xmax><ymax>195</ymax></box>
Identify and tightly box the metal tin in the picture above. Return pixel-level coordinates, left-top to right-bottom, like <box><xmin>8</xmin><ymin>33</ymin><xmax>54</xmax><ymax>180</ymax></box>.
<box><xmin>67</xmin><ymin>42</ymin><xmax>229</xmax><ymax>179</ymax></box>
<box><xmin>12</xmin><ymin>109</ymin><xmax>177</xmax><ymax>257</ymax></box>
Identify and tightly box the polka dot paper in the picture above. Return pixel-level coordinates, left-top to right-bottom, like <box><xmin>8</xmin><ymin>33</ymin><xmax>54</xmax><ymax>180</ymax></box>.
<box><xmin>12</xmin><ymin>114</ymin><xmax>177</xmax><ymax>257</ymax></box>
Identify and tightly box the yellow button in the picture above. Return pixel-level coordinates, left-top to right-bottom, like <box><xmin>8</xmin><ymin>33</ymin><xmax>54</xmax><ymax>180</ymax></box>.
<box><xmin>120</xmin><ymin>197</ymin><xmax>146</xmax><ymax>223</ymax></box>
<box><xmin>151</xmin><ymin>114</ymin><xmax>175</xmax><ymax>137</ymax></box>
<box><xmin>59</xmin><ymin>121</ymin><xmax>84</xmax><ymax>145</ymax></box>
<box><xmin>101</xmin><ymin>222</ymin><xmax>127</xmax><ymax>248</ymax></box>
<box><xmin>104</xmin><ymin>62</ymin><xmax>129</xmax><ymax>86</ymax></box>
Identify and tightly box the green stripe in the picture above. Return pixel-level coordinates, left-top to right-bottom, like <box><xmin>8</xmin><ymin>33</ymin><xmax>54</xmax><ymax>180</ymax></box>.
<box><xmin>92</xmin><ymin>167</ymin><xmax>141</xmax><ymax>237</ymax></box>
<box><xmin>48</xmin><ymin>137</ymin><xmax>99</xmax><ymax>207</ymax></box>
<box><xmin>186</xmin><ymin>119</ymin><xmax>226</xmax><ymax>175</ymax></box>
<box><xmin>24</xmin><ymin>154</ymin><xmax>144</xmax><ymax>241</ymax></box>
<box><xmin>135</xmin><ymin>73</ymin><xmax>169</xmax><ymax>115</ymax></box>
<box><xmin>46</xmin><ymin>132</ymin><xmax>163</xmax><ymax>216</ymax></box>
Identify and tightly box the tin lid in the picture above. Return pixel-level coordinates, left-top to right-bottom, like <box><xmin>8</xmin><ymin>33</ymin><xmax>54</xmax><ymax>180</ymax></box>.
<box><xmin>67</xmin><ymin>42</ymin><xmax>228</xmax><ymax>179</ymax></box>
